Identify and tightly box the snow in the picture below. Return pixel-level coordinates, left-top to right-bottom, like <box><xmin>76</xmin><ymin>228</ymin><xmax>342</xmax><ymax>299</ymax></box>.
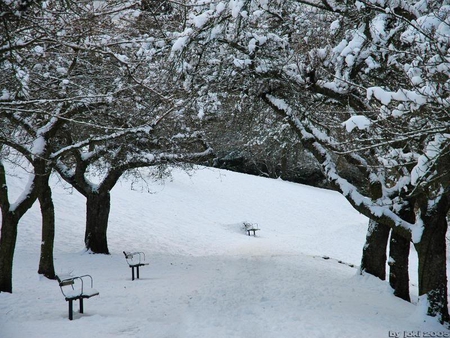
<box><xmin>0</xmin><ymin>89</ymin><xmax>10</xmax><ymax>100</ymax></box>
<box><xmin>340</xmin><ymin>34</ymin><xmax>365</xmax><ymax>58</ymax></box>
<box><xmin>330</xmin><ymin>20</ymin><xmax>340</xmax><ymax>33</ymax></box>
<box><xmin>367</xmin><ymin>87</ymin><xmax>427</xmax><ymax>106</ymax></box>
<box><xmin>216</xmin><ymin>2</ymin><xmax>226</xmax><ymax>14</ymax></box>
<box><xmin>56</xmin><ymin>67</ymin><xmax>67</xmax><ymax>75</ymax></box>
<box><xmin>0</xmin><ymin>166</ymin><xmax>448</xmax><ymax>337</ymax></box>
<box><xmin>171</xmin><ymin>29</ymin><xmax>193</xmax><ymax>53</ymax></box>
<box><xmin>342</xmin><ymin>115</ymin><xmax>372</xmax><ymax>132</ymax></box>
<box><xmin>8</xmin><ymin>172</ymin><xmax>35</xmax><ymax>212</ymax></box>
<box><xmin>31</xmin><ymin>135</ymin><xmax>46</xmax><ymax>155</ymax></box>
<box><xmin>410</xmin><ymin>134</ymin><xmax>446</xmax><ymax>186</ymax></box>
<box><xmin>229</xmin><ymin>0</ymin><xmax>244</xmax><ymax>18</ymax></box>
<box><xmin>114</xmin><ymin>54</ymin><xmax>129</xmax><ymax>63</ymax></box>
<box><xmin>370</xmin><ymin>14</ymin><xmax>389</xmax><ymax>43</ymax></box>
<box><xmin>191</xmin><ymin>12</ymin><xmax>210</xmax><ymax>29</ymax></box>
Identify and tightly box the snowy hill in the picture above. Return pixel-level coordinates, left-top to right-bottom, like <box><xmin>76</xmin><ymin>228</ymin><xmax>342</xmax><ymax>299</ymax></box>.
<box><xmin>0</xmin><ymin>166</ymin><xmax>447</xmax><ymax>337</ymax></box>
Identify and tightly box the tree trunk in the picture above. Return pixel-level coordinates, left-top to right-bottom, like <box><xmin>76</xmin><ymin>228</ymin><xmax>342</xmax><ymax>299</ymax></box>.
<box><xmin>0</xmin><ymin>160</ymin><xmax>39</xmax><ymax>293</ymax></box>
<box><xmin>360</xmin><ymin>219</ymin><xmax>390</xmax><ymax>280</ymax></box>
<box><xmin>85</xmin><ymin>191</ymin><xmax>111</xmax><ymax>254</ymax></box>
<box><xmin>415</xmin><ymin>201</ymin><xmax>449</xmax><ymax>323</ymax></box>
<box><xmin>388</xmin><ymin>231</ymin><xmax>410</xmax><ymax>302</ymax></box>
<box><xmin>0</xmin><ymin>212</ymin><xmax>19</xmax><ymax>293</ymax></box>
<box><xmin>387</xmin><ymin>203</ymin><xmax>414</xmax><ymax>302</ymax></box>
<box><xmin>280</xmin><ymin>147</ymin><xmax>288</xmax><ymax>180</ymax></box>
<box><xmin>37</xmin><ymin>177</ymin><xmax>56</xmax><ymax>279</ymax></box>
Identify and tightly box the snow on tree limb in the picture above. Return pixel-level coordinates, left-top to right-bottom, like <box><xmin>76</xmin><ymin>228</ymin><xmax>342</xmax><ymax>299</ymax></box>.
<box><xmin>262</xmin><ymin>93</ymin><xmax>418</xmax><ymax>241</ymax></box>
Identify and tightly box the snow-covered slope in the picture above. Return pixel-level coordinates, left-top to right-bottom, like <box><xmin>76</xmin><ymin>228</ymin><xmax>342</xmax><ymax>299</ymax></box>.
<box><xmin>0</xmin><ymin>166</ymin><xmax>447</xmax><ymax>337</ymax></box>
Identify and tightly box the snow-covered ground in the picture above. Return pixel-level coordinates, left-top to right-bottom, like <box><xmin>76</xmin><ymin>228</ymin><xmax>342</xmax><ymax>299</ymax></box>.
<box><xmin>0</xmin><ymin>166</ymin><xmax>448</xmax><ymax>337</ymax></box>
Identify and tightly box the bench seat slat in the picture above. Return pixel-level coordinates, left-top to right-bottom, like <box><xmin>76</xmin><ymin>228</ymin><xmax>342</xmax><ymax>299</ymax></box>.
<box><xmin>64</xmin><ymin>288</ymin><xmax>99</xmax><ymax>300</ymax></box>
<box><xmin>82</xmin><ymin>287</ymin><xmax>99</xmax><ymax>298</ymax></box>
<box><xmin>128</xmin><ymin>262</ymin><xmax>149</xmax><ymax>267</ymax></box>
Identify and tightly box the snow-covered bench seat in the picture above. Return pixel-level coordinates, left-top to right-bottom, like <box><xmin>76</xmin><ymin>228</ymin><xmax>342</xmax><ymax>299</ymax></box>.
<box><xmin>123</xmin><ymin>251</ymin><xmax>149</xmax><ymax>281</ymax></box>
<box><xmin>244</xmin><ymin>222</ymin><xmax>260</xmax><ymax>236</ymax></box>
<box><xmin>56</xmin><ymin>274</ymin><xmax>99</xmax><ymax>320</ymax></box>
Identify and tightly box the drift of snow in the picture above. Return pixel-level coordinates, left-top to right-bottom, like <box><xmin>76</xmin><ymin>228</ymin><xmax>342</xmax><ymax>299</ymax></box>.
<box><xmin>0</xmin><ymin>166</ymin><xmax>448</xmax><ymax>338</ymax></box>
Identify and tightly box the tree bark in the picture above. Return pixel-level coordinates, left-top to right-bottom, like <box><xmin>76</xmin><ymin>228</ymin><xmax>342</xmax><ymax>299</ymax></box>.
<box><xmin>387</xmin><ymin>202</ymin><xmax>414</xmax><ymax>302</ymax></box>
<box><xmin>0</xmin><ymin>159</ymin><xmax>39</xmax><ymax>293</ymax></box>
<box><xmin>360</xmin><ymin>219</ymin><xmax>390</xmax><ymax>280</ymax></box>
<box><xmin>415</xmin><ymin>200</ymin><xmax>449</xmax><ymax>323</ymax></box>
<box><xmin>0</xmin><ymin>212</ymin><xmax>19</xmax><ymax>293</ymax></box>
<box><xmin>37</xmin><ymin>177</ymin><xmax>56</xmax><ymax>279</ymax></box>
<box><xmin>388</xmin><ymin>231</ymin><xmax>410</xmax><ymax>302</ymax></box>
<box><xmin>85</xmin><ymin>191</ymin><xmax>111</xmax><ymax>254</ymax></box>
<box><xmin>280</xmin><ymin>147</ymin><xmax>288</xmax><ymax>180</ymax></box>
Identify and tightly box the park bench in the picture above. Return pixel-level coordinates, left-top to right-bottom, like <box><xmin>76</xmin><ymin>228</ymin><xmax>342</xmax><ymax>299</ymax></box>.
<box><xmin>56</xmin><ymin>274</ymin><xmax>99</xmax><ymax>320</ymax></box>
<box><xmin>244</xmin><ymin>222</ymin><xmax>260</xmax><ymax>236</ymax></box>
<box><xmin>123</xmin><ymin>251</ymin><xmax>149</xmax><ymax>281</ymax></box>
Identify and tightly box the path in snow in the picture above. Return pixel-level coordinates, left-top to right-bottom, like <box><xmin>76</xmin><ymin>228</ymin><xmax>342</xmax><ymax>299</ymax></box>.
<box><xmin>0</xmin><ymin>166</ymin><xmax>447</xmax><ymax>337</ymax></box>
<box><xmin>1</xmin><ymin>249</ymin><xmax>428</xmax><ymax>338</ymax></box>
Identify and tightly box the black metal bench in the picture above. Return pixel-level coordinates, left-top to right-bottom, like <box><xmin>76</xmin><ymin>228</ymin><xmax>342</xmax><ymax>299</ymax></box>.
<box><xmin>123</xmin><ymin>251</ymin><xmax>149</xmax><ymax>281</ymax></box>
<box><xmin>56</xmin><ymin>274</ymin><xmax>99</xmax><ymax>320</ymax></box>
<box><xmin>244</xmin><ymin>222</ymin><xmax>260</xmax><ymax>236</ymax></box>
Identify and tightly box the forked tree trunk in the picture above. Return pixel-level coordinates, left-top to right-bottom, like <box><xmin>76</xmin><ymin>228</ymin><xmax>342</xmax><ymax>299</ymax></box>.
<box><xmin>37</xmin><ymin>178</ymin><xmax>56</xmax><ymax>279</ymax></box>
<box><xmin>0</xmin><ymin>160</ymin><xmax>39</xmax><ymax>293</ymax></box>
<box><xmin>415</xmin><ymin>204</ymin><xmax>449</xmax><ymax>323</ymax></box>
<box><xmin>360</xmin><ymin>219</ymin><xmax>390</xmax><ymax>280</ymax></box>
<box><xmin>85</xmin><ymin>191</ymin><xmax>111</xmax><ymax>254</ymax></box>
<box><xmin>0</xmin><ymin>212</ymin><xmax>19</xmax><ymax>293</ymax></box>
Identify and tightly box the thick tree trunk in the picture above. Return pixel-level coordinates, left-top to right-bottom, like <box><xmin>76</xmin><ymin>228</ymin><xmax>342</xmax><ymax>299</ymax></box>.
<box><xmin>415</xmin><ymin>207</ymin><xmax>449</xmax><ymax>323</ymax></box>
<box><xmin>37</xmin><ymin>178</ymin><xmax>56</xmax><ymax>279</ymax></box>
<box><xmin>360</xmin><ymin>219</ymin><xmax>390</xmax><ymax>280</ymax></box>
<box><xmin>85</xmin><ymin>191</ymin><xmax>111</xmax><ymax>254</ymax></box>
<box><xmin>388</xmin><ymin>231</ymin><xmax>410</xmax><ymax>302</ymax></box>
<box><xmin>388</xmin><ymin>203</ymin><xmax>413</xmax><ymax>302</ymax></box>
<box><xmin>0</xmin><ymin>160</ymin><xmax>39</xmax><ymax>293</ymax></box>
<box><xmin>0</xmin><ymin>212</ymin><xmax>19</xmax><ymax>293</ymax></box>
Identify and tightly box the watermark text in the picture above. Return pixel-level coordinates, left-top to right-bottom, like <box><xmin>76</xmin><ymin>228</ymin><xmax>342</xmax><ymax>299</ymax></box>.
<box><xmin>388</xmin><ymin>331</ymin><xmax>449</xmax><ymax>338</ymax></box>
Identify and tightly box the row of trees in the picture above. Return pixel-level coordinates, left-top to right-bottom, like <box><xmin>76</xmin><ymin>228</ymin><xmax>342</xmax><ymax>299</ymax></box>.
<box><xmin>0</xmin><ymin>0</ymin><xmax>213</xmax><ymax>292</ymax></box>
<box><xmin>1</xmin><ymin>0</ymin><xmax>449</xmax><ymax>325</ymax></box>
<box><xmin>169</xmin><ymin>0</ymin><xmax>450</xmax><ymax>324</ymax></box>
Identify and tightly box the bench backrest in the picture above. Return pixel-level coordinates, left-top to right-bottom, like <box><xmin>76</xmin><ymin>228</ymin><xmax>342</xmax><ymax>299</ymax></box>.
<box><xmin>123</xmin><ymin>251</ymin><xmax>146</xmax><ymax>265</ymax></box>
<box><xmin>244</xmin><ymin>222</ymin><xmax>259</xmax><ymax>230</ymax></box>
<box><xmin>57</xmin><ymin>274</ymin><xmax>75</xmax><ymax>287</ymax></box>
<box><xmin>56</xmin><ymin>274</ymin><xmax>95</xmax><ymax>299</ymax></box>
<box><xmin>123</xmin><ymin>251</ymin><xmax>133</xmax><ymax>259</ymax></box>
<box><xmin>59</xmin><ymin>279</ymin><xmax>75</xmax><ymax>287</ymax></box>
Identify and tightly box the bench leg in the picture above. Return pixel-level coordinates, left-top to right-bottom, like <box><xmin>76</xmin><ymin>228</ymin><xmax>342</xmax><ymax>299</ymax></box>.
<box><xmin>131</xmin><ymin>267</ymin><xmax>135</xmax><ymax>281</ymax></box>
<box><xmin>68</xmin><ymin>300</ymin><xmax>73</xmax><ymax>320</ymax></box>
<box><xmin>79</xmin><ymin>298</ymin><xmax>84</xmax><ymax>314</ymax></box>
<box><xmin>137</xmin><ymin>266</ymin><xmax>140</xmax><ymax>279</ymax></box>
